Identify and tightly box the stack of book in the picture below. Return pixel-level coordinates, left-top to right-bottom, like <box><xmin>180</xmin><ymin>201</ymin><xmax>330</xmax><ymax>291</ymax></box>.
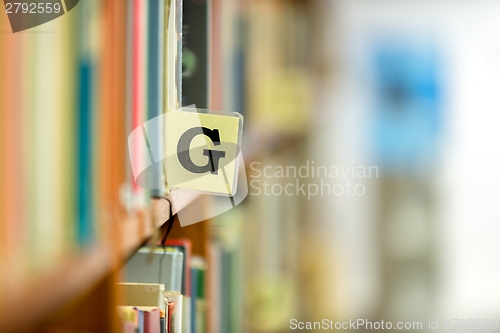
<box><xmin>118</xmin><ymin>283</ymin><xmax>169</xmax><ymax>333</ymax></box>
<box><xmin>121</xmin><ymin>239</ymin><xmax>208</xmax><ymax>333</ymax></box>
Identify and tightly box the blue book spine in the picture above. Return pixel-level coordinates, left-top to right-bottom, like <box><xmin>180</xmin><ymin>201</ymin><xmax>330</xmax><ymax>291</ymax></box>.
<box><xmin>138</xmin><ymin>309</ymin><xmax>144</xmax><ymax>333</ymax></box>
<box><xmin>76</xmin><ymin>0</ymin><xmax>95</xmax><ymax>246</ymax></box>
<box><xmin>76</xmin><ymin>62</ymin><xmax>93</xmax><ymax>246</ymax></box>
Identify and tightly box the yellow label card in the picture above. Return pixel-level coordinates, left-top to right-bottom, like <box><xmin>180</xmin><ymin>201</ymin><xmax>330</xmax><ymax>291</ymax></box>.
<box><xmin>164</xmin><ymin>111</ymin><xmax>242</xmax><ymax>196</ymax></box>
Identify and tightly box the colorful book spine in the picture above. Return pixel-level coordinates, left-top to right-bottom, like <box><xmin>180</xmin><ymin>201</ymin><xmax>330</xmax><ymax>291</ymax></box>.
<box><xmin>182</xmin><ymin>295</ymin><xmax>191</xmax><ymax>333</ymax></box>
<box><xmin>134</xmin><ymin>307</ymin><xmax>145</xmax><ymax>333</ymax></box>
<box><xmin>182</xmin><ymin>0</ymin><xmax>209</xmax><ymax>108</ymax></box>
<box><xmin>165</xmin><ymin>0</ymin><xmax>181</xmax><ymax>110</ymax></box>
<box><xmin>161</xmin><ymin>310</ymin><xmax>167</xmax><ymax>333</ymax></box>
<box><xmin>119</xmin><ymin>306</ymin><xmax>165</xmax><ymax>333</ymax></box>
<box><xmin>163</xmin><ymin>240</ymin><xmax>192</xmax><ymax>333</ymax></box>
<box><xmin>165</xmin><ymin>292</ymin><xmax>183</xmax><ymax>333</ymax></box>
<box><xmin>210</xmin><ymin>0</ymin><xmax>223</xmax><ymax>110</ymax></box>
<box><xmin>126</xmin><ymin>0</ymin><xmax>150</xmax><ymax>208</ymax></box>
<box><xmin>168</xmin><ymin>302</ymin><xmax>176</xmax><ymax>333</ymax></box>
<box><xmin>190</xmin><ymin>266</ymin><xmax>198</xmax><ymax>333</ymax></box>
<box><xmin>125</xmin><ymin>0</ymin><xmax>134</xmax><ymax>209</ymax></box>
<box><xmin>118</xmin><ymin>307</ymin><xmax>139</xmax><ymax>333</ymax></box>
<box><xmin>99</xmin><ymin>0</ymin><xmax>128</xmax><ymax>212</ymax></box>
<box><xmin>30</xmin><ymin>3</ymin><xmax>78</xmax><ymax>268</ymax></box>
<box><xmin>75</xmin><ymin>0</ymin><xmax>101</xmax><ymax>246</ymax></box>
<box><xmin>58</xmin><ymin>0</ymin><xmax>79</xmax><ymax>257</ymax></box>
<box><xmin>191</xmin><ymin>256</ymin><xmax>207</xmax><ymax>333</ymax></box>
<box><xmin>0</xmin><ymin>9</ymin><xmax>5</xmax><ymax>285</ymax></box>
<box><xmin>163</xmin><ymin>0</ymin><xmax>181</xmax><ymax>191</ymax></box>
<box><xmin>221</xmin><ymin>0</ymin><xmax>245</xmax><ymax>114</ymax></box>
<box><xmin>0</xmin><ymin>10</ymin><xmax>26</xmax><ymax>289</ymax></box>
<box><xmin>147</xmin><ymin>0</ymin><xmax>166</xmax><ymax>197</ymax></box>
<box><xmin>175</xmin><ymin>0</ymin><xmax>183</xmax><ymax>107</ymax></box>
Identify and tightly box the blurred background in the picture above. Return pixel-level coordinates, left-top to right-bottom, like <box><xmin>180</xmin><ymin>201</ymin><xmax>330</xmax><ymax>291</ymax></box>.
<box><xmin>2</xmin><ymin>0</ymin><xmax>500</xmax><ymax>332</ymax></box>
<box><xmin>236</xmin><ymin>0</ymin><xmax>500</xmax><ymax>332</ymax></box>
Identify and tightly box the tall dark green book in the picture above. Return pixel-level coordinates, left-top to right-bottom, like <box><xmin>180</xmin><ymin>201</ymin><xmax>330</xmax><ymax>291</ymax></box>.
<box><xmin>182</xmin><ymin>0</ymin><xmax>208</xmax><ymax>108</ymax></box>
<box><xmin>191</xmin><ymin>256</ymin><xmax>207</xmax><ymax>333</ymax></box>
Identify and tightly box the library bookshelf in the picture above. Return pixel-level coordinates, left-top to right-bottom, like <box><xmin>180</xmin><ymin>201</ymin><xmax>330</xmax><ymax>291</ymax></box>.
<box><xmin>0</xmin><ymin>193</ymin><xmax>203</xmax><ymax>333</ymax></box>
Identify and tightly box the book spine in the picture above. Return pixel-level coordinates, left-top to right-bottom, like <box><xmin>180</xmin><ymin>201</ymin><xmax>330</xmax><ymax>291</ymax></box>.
<box><xmin>193</xmin><ymin>261</ymin><xmax>206</xmax><ymax>333</ymax></box>
<box><xmin>143</xmin><ymin>308</ymin><xmax>161</xmax><ymax>333</ymax></box>
<box><xmin>147</xmin><ymin>0</ymin><xmax>166</xmax><ymax>197</ymax></box>
<box><xmin>136</xmin><ymin>308</ymin><xmax>145</xmax><ymax>333</ymax></box>
<box><xmin>0</xmin><ymin>8</ymin><xmax>5</xmax><ymax>286</ymax></box>
<box><xmin>0</xmin><ymin>12</ymin><xmax>26</xmax><ymax>289</ymax></box>
<box><xmin>166</xmin><ymin>294</ymin><xmax>183</xmax><ymax>333</ymax></box>
<box><xmin>190</xmin><ymin>267</ymin><xmax>198</xmax><ymax>333</ymax></box>
<box><xmin>99</xmin><ymin>0</ymin><xmax>128</xmax><ymax>214</ymax></box>
<box><xmin>161</xmin><ymin>309</ymin><xmax>167</xmax><ymax>333</ymax></box>
<box><xmin>182</xmin><ymin>0</ymin><xmax>209</xmax><ymax>109</ymax></box>
<box><xmin>40</xmin><ymin>2</ymin><xmax>78</xmax><ymax>265</ymax></box>
<box><xmin>76</xmin><ymin>0</ymin><xmax>101</xmax><ymax>246</ymax></box>
<box><xmin>58</xmin><ymin>0</ymin><xmax>78</xmax><ymax>257</ymax></box>
<box><xmin>210</xmin><ymin>0</ymin><xmax>223</xmax><ymax>110</ymax></box>
<box><xmin>182</xmin><ymin>296</ymin><xmax>191</xmax><ymax>333</ymax></box>
<box><xmin>176</xmin><ymin>0</ymin><xmax>183</xmax><ymax>107</ymax></box>
<box><xmin>165</xmin><ymin>0</ymin><xmax>180</xmax><ymax>111</ymax></box>
<box><xmin>131</xmin><ymin>0</ymin><xmax>148</xmax><ymax>207</ymax></box>
<box><xmin>167</xmin><ymin>302</ymin><xmax>176</xmax><ymax>333</ymax></box>
<box><xmin>111</xmin><ymin>0</ymin><xmax>128</xmax><ymax>209</ymax></box>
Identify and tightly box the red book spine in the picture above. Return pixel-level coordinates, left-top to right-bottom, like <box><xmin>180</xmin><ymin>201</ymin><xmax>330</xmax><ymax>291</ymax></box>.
<box><xmin>167</xmin><ymin>302</ymin><xmax>176</xmax><ymax>333</ymax></box>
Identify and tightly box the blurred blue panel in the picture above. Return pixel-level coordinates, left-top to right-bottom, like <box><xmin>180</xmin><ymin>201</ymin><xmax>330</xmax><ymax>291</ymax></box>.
<box><xmin>372</xmin><ymin>40</ymin><xmax>442</xmax><ymax>173</ymax></box>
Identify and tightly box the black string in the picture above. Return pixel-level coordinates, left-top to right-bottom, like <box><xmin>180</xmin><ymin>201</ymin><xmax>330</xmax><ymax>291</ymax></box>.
<box><xmin>160</xmin><ymin>197</ymin><xmax>175</xmax><ymax>249</ymax></box>
<box><xmin>158</xmin><ymin>197</ymin><xmax>175</xmax><ymax>283</ymax></box>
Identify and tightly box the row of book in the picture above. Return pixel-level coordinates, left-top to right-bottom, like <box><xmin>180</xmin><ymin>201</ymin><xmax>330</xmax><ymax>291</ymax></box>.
<box><xmin>0</xmin><ymin>0</ymin><xmax>102</xmax><ymax>289</ymax></box>
<box><xmin>0</xmin><ymin>0</ymin><xmax>311</xmax><ymax>331</ymax></box>
<box><xmin>0</xmin><ymin>0</ymin><xmax>299</xmax><ymax>291</ymax></box>
<box><xmin>120</xmin><ymin>239</ymin><xmax>207</xmax><ymax>333</ymax></box>
<box><xmin>0</xmin><ymin>0</ymin><xmax>207</xmax><ymax>291</ymax></box>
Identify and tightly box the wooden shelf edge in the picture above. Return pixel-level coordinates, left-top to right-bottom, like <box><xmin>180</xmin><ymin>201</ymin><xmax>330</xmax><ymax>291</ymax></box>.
<box><xmin>120</xmin><ymin>192</ymin><xmax>201</xmax><ymax>255</ymax></box>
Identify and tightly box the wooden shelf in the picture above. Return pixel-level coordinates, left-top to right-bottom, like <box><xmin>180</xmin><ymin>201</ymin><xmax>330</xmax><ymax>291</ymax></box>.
<box><xmin>120</xmin><ymin>192</ymin><xmax>201</xmax><ymax>255</ymax></box>
<box><xmin>0</xmin><ymin>245</ymin><xmax>112</xmax><ymax>332</ymax></box>
<box><xmin>0</xmin><ymin>193</ymin><xmax>201</xmax><ymax>332</ymax></box>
